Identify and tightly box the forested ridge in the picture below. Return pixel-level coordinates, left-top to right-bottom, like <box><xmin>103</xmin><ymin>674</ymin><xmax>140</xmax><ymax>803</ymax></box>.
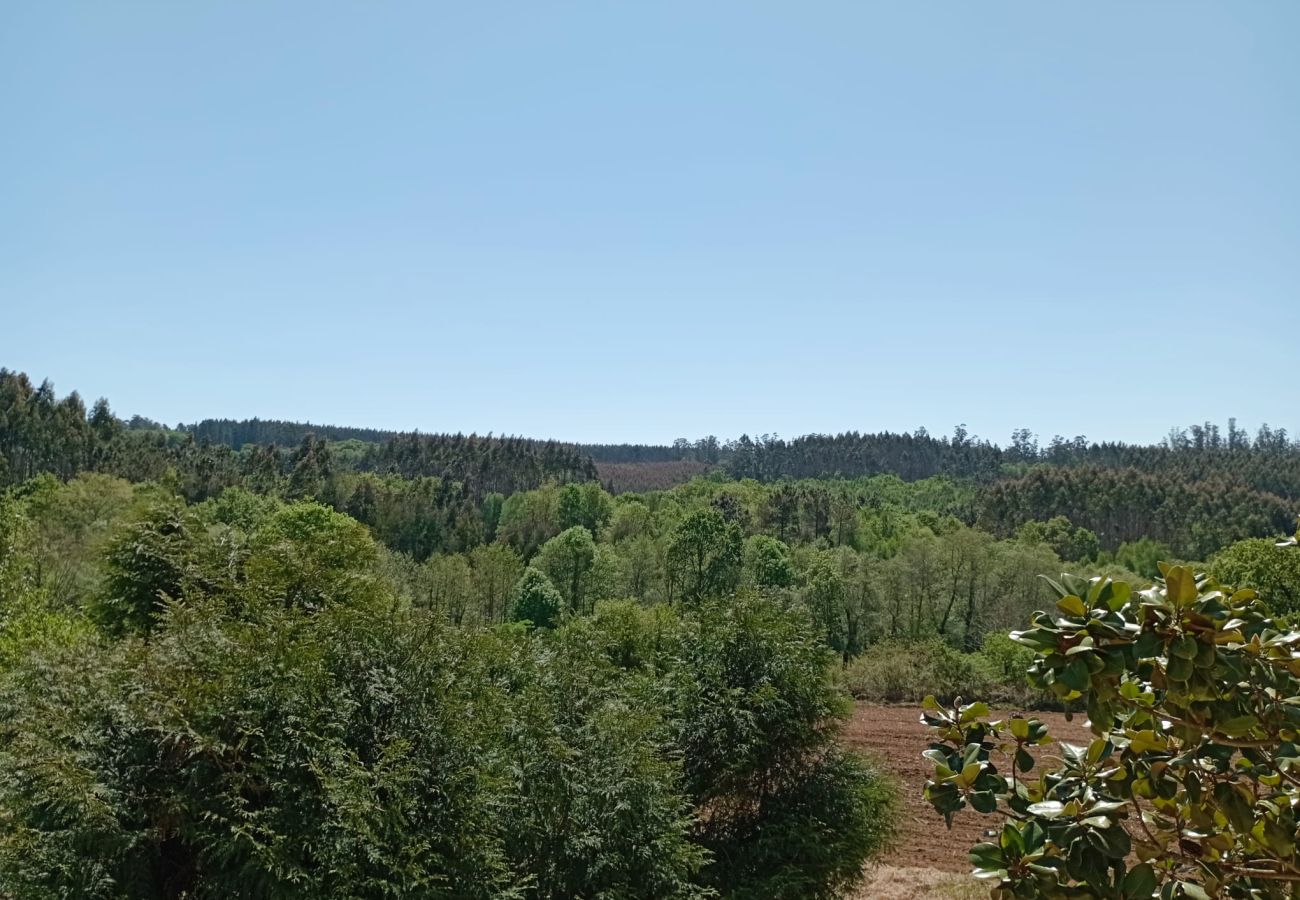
<box><xmin>140</xmin><ymin>407</ymin><xmax>1300</xmax><ymax>503</ymax></box>
<box><xmin>3</xmin><ymin>367</ymin><xmax>1297</xmax><ymax>562</ymax></box>
<box><xmin>175</xmin><ymin>417</ymin><xmax>401</xmax><ymax>447</ymax></box>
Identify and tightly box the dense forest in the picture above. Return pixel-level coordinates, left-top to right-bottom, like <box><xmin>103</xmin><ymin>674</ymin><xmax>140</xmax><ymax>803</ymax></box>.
<box><xmin>2</xmin><ymin>365</ymin><xmax>1299</xmax><ymax>896</ymax></box>
<box><xmin>175</xmin><ymin>417</ymin><xmax>401</xmax><ymax>447</ymax></box>
<box><xmin>4</xmin><ymin>368</ymin><xmax>1296</xmax><ymax>561</ymax></box>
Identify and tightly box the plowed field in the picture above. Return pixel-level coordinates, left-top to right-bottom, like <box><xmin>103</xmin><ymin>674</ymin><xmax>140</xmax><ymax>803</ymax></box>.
<box><xmin>844</xmin><ymin>703</ymin><xmax>1095</xmax><ymax>898</ymax></box>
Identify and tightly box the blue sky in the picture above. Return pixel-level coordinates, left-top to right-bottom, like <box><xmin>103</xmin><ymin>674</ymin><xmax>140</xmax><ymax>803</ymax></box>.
<box><xmin>2</xmin><ymin>2</ymin><xmax>1297</xmax><ymax>445</ymax></box>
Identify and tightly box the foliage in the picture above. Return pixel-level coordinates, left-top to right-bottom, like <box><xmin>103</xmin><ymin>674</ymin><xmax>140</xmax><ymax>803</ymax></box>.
<box><xmin>983</xmin><ymin>467</ymin><xmax>1294</xmax><ymax>560</ymax></box>
<box><xmin>534</xmin><ymin>526</ymin><xmax>607</xmax><ymax>614</ymax></box>
<box><xmin>0</xmin><ymin>606</ymin><xmax>527</xmax><ymax>898</ymax></box>
<box><xmin>1211</xmin><ymin>536</ymin><xmax>1300</xmax><ymax>616</ymax></box>
<box><xmin>244</xmin><ymin>502</ymin><xmax>384</xmax><ymax>612</ymax></box>
<box><xmin>667</xmin><ymin>509</ymin><xmax>743</xmax><ymax>603</ymax></box>
<box><xmin>1100</xmin><ymin>537</ymin><xmax>1176</xmax><ymax>581</ymax></box>
<box><xmin>667</xmin><ymin>594</ymin><xmax>896</xmax><ymax>897</ymax></box>
<box><xmin>96</xmin><ymin>499</ymin><xmax>198</xmax><ymax>633</ymax></box>
<box><xmin>923</xmin><ymin>547</ymin><xmax>1300</xmax><ymax>898</ymax></box>
<box><xmin>509</xmin><ymin>567</ymin><xmax>563</xmax><ymax>629</ymax></box>
<box><xmin>843</xmin><ymin>639</ymin><xmax>992</xmax><ymax>705</ymax></box>
<box><xmin>5</xmin><ymin>368</ymin><xmax>1297</xmax><ymax>574</ymax></box>
<box><xmin>1016</xmin><ymin>516</ymin><xmax>1100</xmax><ymax>563</ymax></box>
<box><xmin>745</xmin><ymin>535</ymin><xmax>794</xmax><ymax>589</ymax></box>
<box><xmin>2</xmin><ymin>573</ymin><xmax>893</xmax><ymax>898</ymax></box>
<box><xmin>502</xmin><ymin>618</ymin><xmax>710</xmax><ymax>899</ymax></box>
<box><xmin>0</xmin><ymin>498</ymin><xmax>95</xmax><ymax>673</ymax></box>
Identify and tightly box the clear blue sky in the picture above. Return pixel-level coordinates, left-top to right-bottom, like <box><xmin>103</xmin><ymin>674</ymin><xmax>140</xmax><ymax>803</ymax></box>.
<box><xmin>3</xmin><ymin>2</ymin><xmax>1296</xmax><ymax>446</ymax></box>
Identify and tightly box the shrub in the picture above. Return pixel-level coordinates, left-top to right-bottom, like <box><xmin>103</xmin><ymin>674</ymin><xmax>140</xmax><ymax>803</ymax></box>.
<box><xmin>669</xmin><ymin>595</ymin><xmax>897</xmax><ymax>897</ymax></box>
<box><xmin>923</xmin><ymin>552</ymin><xmax>1300</xmax><ymax>898</ymax></box>
<box><xmin>503</xmin><ymin>619</ymin><xmax>708</xmax><ymax>899</ymax></box>
<box><xmin>1210</xmin><ymin>536</ymin><xmax>1300</xmax><ymax>616</ymax></box>
<box><xmin>843</xmin><ymin>639</ymin><xmax>991</xmax><ymax>704</ymax></box>
<box><xmin>0</xmin><ymin>603</ymin><xmax>516</xmax><ymax>898</ymax></box>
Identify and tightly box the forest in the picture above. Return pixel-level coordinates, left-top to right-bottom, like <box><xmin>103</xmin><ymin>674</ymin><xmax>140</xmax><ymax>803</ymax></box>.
<box><xmin>2</xmin><ymin>366</ymin><xmax>1300</xmax><ymax>897</ymax></box>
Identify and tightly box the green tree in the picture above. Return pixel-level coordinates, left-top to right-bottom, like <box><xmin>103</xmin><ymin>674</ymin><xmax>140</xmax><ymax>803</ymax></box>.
<box><xmin>667</xmin><ymin>509</ymin><xmax>742</xmax><ymax>604</ymax></box>
<box><xmin>0</xmin><ymin>497</ymin><xmax>95</xmax><ymax>674</ymax></box>
<box><xmin>0</xmin><ymin>604</ymin><xmax>516</xmax><ymax>898</ymax></box>
<box><xmin>469</xmin><ymin>542</ymin><xmax>524</xmax><ymax>624</ymax></box>
<box><xmin>96</xmin><ymin>499</ymin><xmax>196</xmax><ymax>633</ymax></box>
<box><xmin>502</xmin><ymin>617</ymin><xmax>709</xmax><ymax>898</ymax></box>
<box><xmin>1015</xmin><ymin>515</ymin><xmax>1100</xmax><ymax>562</ymax></box>
<box><xmin>802</xmin><ymin>557</ymin><xmax>848</xmax><ymax>657</ymax></box>
<box><xmin>480</xmin><ymin>491</ymin><xmax>505</xmax><ymax>542</ymax></box>
<box><xmin>669</xmin><ymin>594</ymin><xmax>896</xmax><ymax>897</ymax></box>
<box><xmin>616</xmin><ymin>534</ymin><xmax>663</xmax><ymax>602</ymax></box>
<box><xmin>244</xmin><ymin>502</ymin><xmax>383</xmax><ymax>611</ymax></box>
<box><xmin>509</xmin><ymin>567</ymin><xmax>563</xmax><ymax>629</ymax></box>
<box><xmin>534</xmin><ymin>526</ymin><xmax>603</xmax><ymax>614</ymax></box>
<box><xmin>1210</xmin><ymin>536</ymin><xmax>1300</xmax><ymax>616</ymax></box>
<box><xmin>422</xmin><ymin>552</ymin><xmax>472</xmax><ymax>623</ymax></box>
<box><xmin>745</xmin><ymin>534</ymin><xmax>794</xmax><ymax>589</ymax></box>
<box><xmin>496</xmin><ymin>486</ymin><xmax>561</xmax><ymax>558</ymax></box>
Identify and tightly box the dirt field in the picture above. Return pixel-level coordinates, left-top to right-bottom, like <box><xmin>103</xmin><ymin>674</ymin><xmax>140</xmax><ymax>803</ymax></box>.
<box><xmin>842</xmin><ymin>703</ymin><xmax>1095</xmax><ymax>899</ymax></box>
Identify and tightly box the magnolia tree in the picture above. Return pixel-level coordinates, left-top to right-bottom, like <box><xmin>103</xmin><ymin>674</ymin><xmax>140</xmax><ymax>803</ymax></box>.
<box><xmin>923</xmin><ymin>528</ymin><xmax>1300</xmax><ymax>899</ymax></box>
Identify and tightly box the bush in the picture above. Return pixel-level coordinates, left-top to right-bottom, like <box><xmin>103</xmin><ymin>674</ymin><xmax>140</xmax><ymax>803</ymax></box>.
<box><xmin>710</xmin><ymin>749</ymin><xmax>897</xmax><ymax>900</ymax></box>
<box><xmin>669</xmin><ymin>595</ymin><xmax>897</xmax><ymax>897</ymax></box>
<box><xmin>842</xmin><ymin>635</ymin><xmax>1058</xmax><ymax>708</ymax></box>
<box><xmin>0</xmin><ymin>603</ymin><xmax>516</xmax><ymax>898</ymax></box>
<box><xmin>1210</xmin><ymin>536</ymin><xmax>1300</xmax><ymax>616</ymax></box>
<box><xmin>843</xmin><ymin>639</ymin><xmax>991</xmax><ymax>704</ymax></box>
<box><xmin>504</xmin><ymin>618</ymin><xmax>708</xmax><ymax>899</ymax></box>
<box><xmin>924</xmin><ymin>558</ymin><xmax>1300</xmax><ymax>898</ymax></box>
<box><xmin>974</xmin><ymin>631</ymin><xmax>1056</xmax><ymax>708</ymax></box>
<box><xmin>1</xmin><ymin>583</ymin><xmax>894</xmax><ymax>898</ymax></box>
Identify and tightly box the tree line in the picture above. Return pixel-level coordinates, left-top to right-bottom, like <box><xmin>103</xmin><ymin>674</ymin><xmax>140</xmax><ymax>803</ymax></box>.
<box><xmin>3</xmin><ymin>366</ymin><xmax>1296</xmax><ymax>575</ymax></box>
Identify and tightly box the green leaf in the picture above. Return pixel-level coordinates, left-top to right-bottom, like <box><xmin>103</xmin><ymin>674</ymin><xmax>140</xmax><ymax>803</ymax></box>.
<box><xmin>1060</xmin><ymin>658</ymin><xmax>1091</xmax><ymax>692</ymax></box>
<box><xmin>1057</xmin><ymin>594</ymin><xmax>1086</xmax><ymax>617</ymax></box>
<box><xmin>1256</xmin><ymin>817</ymin><xmax>1294</xmax><ymax>857</ymax></box>
<box><xmin>999</xmin><ymin>822</ymin><xmax>1025</xmax><ymax>855</ymax></box>
<box><xmin>1022</xmin><ymin>820</ymin><xmax>1046</xmax><ymax>853</ymax></box>
<box><xmin>1166</xmin><ymin>566</ymin><xmax>1198</xmax><ymax>607</ymax></box>
<box><xmin>1170</xmin><ymin>634</ymin><xmax>1198</xmax><ymax>659</ymax></box>
<box><xmin>1166</xmin><ymin>653</ymin><xmax>1193</xmax><ymax>682</ymax></box>
<box><xmin>1093</xmin><ymin>825</ymin><xmax>1130</xmax><ymax>859</ymax></box>
<box><xmin>1213</xmin><ymin>781</ymin><xmax>1254</xmax><ymax>833</ymax></box>
<box><xmin>970</xmin><ymin>842</ymin><xmax>1005</xmax><ymax>872</ymax></box>
<box><xmin>1106</xmin><ymin>581</ymin><xmax>1132</xmax><ymax>611</ymax></box>
<box><xmin>1015</xmin><ymin>748</ymin><xmax>1034</xmax><ymax>773</ymax></box>
<box><xmin>1061</xmin><ymin>742</ymin><xmax>1087</xmax><ymax>767</ymax></box>
<box><xmin>970</xmin><ymin>790</ymin><xmax>997</xmax><ymax>813</ymax></box>
<box><xmin>1041</xmin><ymin>575</ymin><xmax>1070</xmax><ymax>599</ymax></box>
<box><xmin>1216</xmin><ymin>714</ymin><xmax>1259</xmax><ymax>738</ymax></box>
<box><xmin>1012</xmin><ymin>627</ymin><xmax>1060</xmax><ymax>651</ymax></box>
<box><xmin>1133</xmin><ymin>630</ymin><xmax>1161</xmax><ymax>658</ymax></box>
<box><xmin>1122</xmin><ymin>862</ymin><xmax>1157</xmax><ymax>898</ymax></box>
<box><xmin>1027</xmin><ymin>800</ymin><xmax>1065</xmax><ymax>818</ymax></box>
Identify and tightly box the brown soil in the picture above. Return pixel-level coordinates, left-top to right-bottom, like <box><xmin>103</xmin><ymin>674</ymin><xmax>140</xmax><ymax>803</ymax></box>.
<box><xmin>842</xmin><ymin>703</ymin><xmax>1095</xmax><ymax>877</ymax></box>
